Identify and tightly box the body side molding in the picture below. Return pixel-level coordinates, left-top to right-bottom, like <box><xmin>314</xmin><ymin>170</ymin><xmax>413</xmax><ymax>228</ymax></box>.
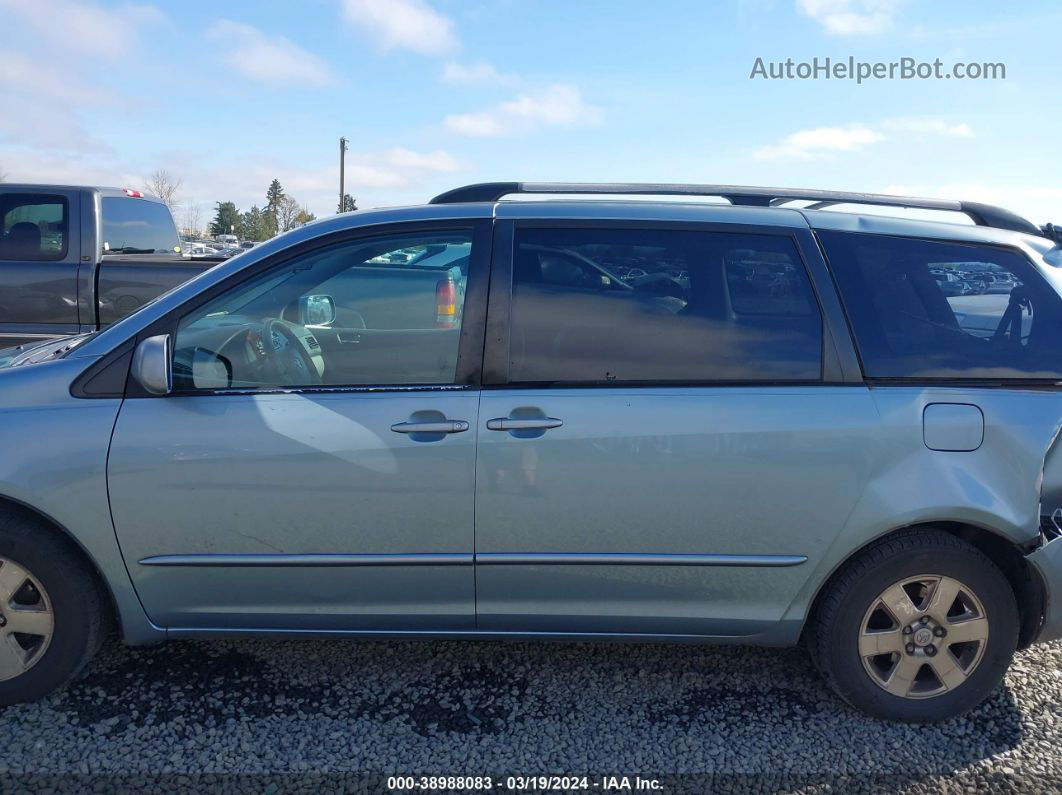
<box><xmin>139</xmin><ymin>552</ymin><xmax>807</xmax><ymax>568</ymax></box>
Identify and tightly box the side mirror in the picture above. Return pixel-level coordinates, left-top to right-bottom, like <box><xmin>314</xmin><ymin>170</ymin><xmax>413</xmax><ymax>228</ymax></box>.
<box><xmin>131</xmin><ymin>334</ymin><xmax>172</xmax><ymax>396</ymax></box>
<box><xmin>298</xmin><ymin>294</ymin><xmax>336</xmax><ymax>326</ymax></box>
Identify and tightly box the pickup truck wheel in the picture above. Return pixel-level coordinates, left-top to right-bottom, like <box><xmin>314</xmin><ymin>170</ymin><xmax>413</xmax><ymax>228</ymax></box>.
<box><xmin>0</xmin><ymin>523</ymin><xmax>103</xmax><ymax>705</ymax></box>
<box><xmin>811</xmin><ymin>529</ymin><xmax>1018</xmax><ymax>722</ymax></box>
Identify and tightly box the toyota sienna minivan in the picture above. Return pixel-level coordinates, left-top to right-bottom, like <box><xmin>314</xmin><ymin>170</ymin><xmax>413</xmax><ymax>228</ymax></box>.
<box><xmin>2</xmin><ymin>182</ymin><xmax>1061</xmax><ymax>722</ymax></box>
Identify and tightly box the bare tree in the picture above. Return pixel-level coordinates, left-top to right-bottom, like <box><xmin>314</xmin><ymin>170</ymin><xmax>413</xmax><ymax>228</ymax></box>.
<box><xmin>181</xmin><ymin>202</ymin><xmax>203</xmax><ymax>238</ymax></box>
<box><xmin>277</xmin><ymin>195</ymin><xmax>301</xmax><ymax>233</ymax></box>
<box><xmin>144</xmin><ymin>169</ymin><xmax>182</xmax><ymax>210</ymax></box>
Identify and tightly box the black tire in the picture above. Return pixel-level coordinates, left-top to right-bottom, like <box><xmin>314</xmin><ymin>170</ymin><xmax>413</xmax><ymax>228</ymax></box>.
<box><xmin>810</xmin><ymin>528</ymin><xmax>1019</xmax><ymax>722</ymax></box>
<box><xmin>0</xmin><ymin>514</ymin><xmax>104</xmax><ymax>706</ymax></box>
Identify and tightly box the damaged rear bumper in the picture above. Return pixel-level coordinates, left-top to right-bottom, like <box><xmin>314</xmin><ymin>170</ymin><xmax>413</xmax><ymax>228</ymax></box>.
<box><xmin>1026</xmin><ymin>514</ymin><xmax>1062</xmax><ymax>644</ymax></box>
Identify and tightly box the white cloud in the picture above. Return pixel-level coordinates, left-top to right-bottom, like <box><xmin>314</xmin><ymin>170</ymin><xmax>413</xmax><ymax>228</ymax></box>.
<box><xmin>0</xmin><ymin>53</ymin><xmax>119</xmax><ymax>151</ymax></box>
<box><xmin>0</xmin><ymin>150</ymin><xmax>140</xmax><ymax>188</ymax></box>
<box><xmin>881</xmin><ymin>118</ymin><xmax>974</xmax><ymax>138</ymax></box>
<box><xmin>207</xmin><ymin>21</ymin><xmax>335</xmax><ymax>87</ymax></box>
<box><xmin>0</xmin><ymin>145</ymin><xmax>465</xmax><ymax>217</ymax></box>
<box><xmin>0</xmin><ymin>95</ymin><xmax>108</xmax><ymax>153</ymax></box>
<box><xmin>441</xmin><ymin>61</ymin><xmax>513</xmax><ymax>84</ymax></box>
<box><xmin>444</xmin><ymin>85</ymin><xmax>601</xmax><ymax>137</ymax></box>
<box><xmin>0</xmin><ymin>0</ymin><xmax>164</xmax><ymax>151</ymax></box>
<box><xmin>0</xmin><ymin>0</ymin><xmax>164</xmax><ymax>59</ymax></box>
<box><xmin>381</xmin><ymin>148</ymin><xmax>459</xmax><ymax>171</ymax></box>
<box><xmin>341</xmin><ymin>0</ymin><xmax>457</xmax><ymax>55</ymax></box>
<box><xmin>754</xmin><ymin>117</ymin><xmax>974</xmax><ymax>160</ymax></box>
<box><xmin>444</xmin><ymin>111</ymin><xmax>504</xmax><ymax>137</ymax></box>
<box><xmin>186</xmin><ymin>146</ymin><xmax>462</xmax><ymax>211</ymax></box>
<box><xmin>0</xmin><ymin>53</ymin><xmax>112</xmax><ymax>107</ymax></box>
<box><xmin>754</xmin><ymin>125</ymin><xmax>883</xmax><ymax>160</ymax></box>
<box><xmin>796</xmin><ymin>0</ymin><xmax>905</xmax><ymax>35</ymax></box>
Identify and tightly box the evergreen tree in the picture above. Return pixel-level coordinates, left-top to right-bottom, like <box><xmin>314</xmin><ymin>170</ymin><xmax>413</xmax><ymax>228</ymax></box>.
<box><xmin>209</xmin><ymin>201</ymin><xmax>240</xmax><ymax>237</ymax></box>
<box><xmin>238</xmin><ymin>205</ymin><xmax>267</xmax><ymax>241</ymax></box>
<box><xmin>338</xmin><ymin>193</ymin><xmax>357</xmax><ymax>213</ymax></box>
<box><xmin>265</xmin><ymin>179</ymin><xmax>285</xmax><ymax>235</ymax></box>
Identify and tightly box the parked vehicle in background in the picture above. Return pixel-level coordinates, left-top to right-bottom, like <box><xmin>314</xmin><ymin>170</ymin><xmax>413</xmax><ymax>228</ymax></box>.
<box><xmin>1</xmin><ymin>181</ymin><xmax>1062</xmax><ymax>724</ymax></box>
<box><xmin>239</xmin><ymin>241</ymin><xmax>257</xmax><ymax>250</ymax></box>
<box><xmin>932</xmin><ymin>270</ymin><xmax>975</xmax><ymax>297</ymax></box>
<box><xmin>983</xmin><ymin>273</ymin><xmax>1019</xmax><ymax>294</ymax></box>
<box><xmin>214</xmin><ymin>233</ymin><xmax>238</xmax><ymax>248</ymax></box>
<box><xmin>0</xmin><ymin>185</ymin><xmax>224</xmax><ymax>347</ymax></box>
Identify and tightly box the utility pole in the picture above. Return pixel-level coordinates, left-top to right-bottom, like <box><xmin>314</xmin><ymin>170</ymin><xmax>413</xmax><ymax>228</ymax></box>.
<box><xmin>338</xmin><ymin>136</ymin><xmax>348</xmax><ymax>214</ymax></box>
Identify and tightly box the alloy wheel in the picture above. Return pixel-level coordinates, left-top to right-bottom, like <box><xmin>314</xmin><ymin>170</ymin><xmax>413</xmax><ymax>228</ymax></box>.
<box><xmin>859</xmin><ymin>575</ymin><xmax>989</xmax><ymax>699</ymax></box>
<box><xmin>0</xmin><ymin>556</ymin><xmax>54</xmax><ymax>681</ymax></box>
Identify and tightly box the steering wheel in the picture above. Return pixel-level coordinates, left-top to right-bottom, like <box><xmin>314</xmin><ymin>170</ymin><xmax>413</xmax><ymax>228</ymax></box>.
<box><xmin>260</xmin><ymin>318</ymin><xmax>322</xmax><ymax>385</ymax></box>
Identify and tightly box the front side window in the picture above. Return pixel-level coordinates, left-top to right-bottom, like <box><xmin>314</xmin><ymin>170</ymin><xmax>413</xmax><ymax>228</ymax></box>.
<box><xmin>101</xmin><ymin>197</ymin><xmax>181</xmax><ymax>255</ymax></box>
<box><xmin>819</xmin><ymin>231</ymin><xmax>1062</xmax><ymax>379</ymax></box>
<box><xmin>0</xmin><ymin>194</ymin><xmax>68</xmax><ymax>261</ymax></box>
<box><xmin>508</xmin><ymin>227</ymin><xmax>823</xmax><ymax>383</ymax></box>
<box><xmin>173</xmin><ymin>230</ymin><xmax>473</xmax><ymax>390</ymax></box>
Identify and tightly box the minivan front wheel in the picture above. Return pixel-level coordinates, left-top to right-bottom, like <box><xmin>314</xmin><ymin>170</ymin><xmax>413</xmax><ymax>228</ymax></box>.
<box><xmin>0</xmin><ymin>556</ymin><xmax>55</xmax><ymax>681</ymax></box>
<box><xmin>811</xmin><ymin>529</ymin><xmax>1018</xmax><ymax>722</ymax></box>
<box><xmin>0</xmin><ymin>519</ymin><xmax>104</xmax><ymax>706</ymax></box>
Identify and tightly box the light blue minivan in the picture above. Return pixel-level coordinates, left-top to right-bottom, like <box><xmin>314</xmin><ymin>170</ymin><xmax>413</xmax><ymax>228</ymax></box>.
<box><xmin>2</xmin><ymin>182</ymin><xmax>1062</xmax><ymax>722</ymax></box>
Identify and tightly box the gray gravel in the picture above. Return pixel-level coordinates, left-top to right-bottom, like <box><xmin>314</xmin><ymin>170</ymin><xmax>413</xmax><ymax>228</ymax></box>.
<box><xmin>1</xmin><ymin>637</ymin><xmax>1061</xmax><ymax>793</ymax></box>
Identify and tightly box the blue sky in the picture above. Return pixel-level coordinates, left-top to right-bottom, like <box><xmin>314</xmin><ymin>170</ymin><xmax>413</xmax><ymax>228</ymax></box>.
<box><xmin>1</xmin><ymin>0</ymin><xmax>1060</xmax><ymax>230</ymax></box>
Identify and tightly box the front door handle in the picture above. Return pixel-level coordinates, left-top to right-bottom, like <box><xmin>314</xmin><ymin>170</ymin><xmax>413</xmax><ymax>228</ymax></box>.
<box><xmin>391</xmin><ymin>420</ymin><xmax>469</xmax><ymax>434</ymax></box>
<box><xmin>486</xmin><ymin>417</ymin><xmax>563</xmax><ymax>431</ymax></box>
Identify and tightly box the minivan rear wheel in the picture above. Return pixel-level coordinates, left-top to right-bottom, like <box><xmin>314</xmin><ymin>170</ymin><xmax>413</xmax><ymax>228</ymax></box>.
<box><xmin>0</xmin><ymin>518</ymin><xmax>104</xmax><ymax>706</ymax></box>
<box><xmin>810</xmin><ymin>529</ymin><xmax>1018</xmax><ymax>722</ymax></box>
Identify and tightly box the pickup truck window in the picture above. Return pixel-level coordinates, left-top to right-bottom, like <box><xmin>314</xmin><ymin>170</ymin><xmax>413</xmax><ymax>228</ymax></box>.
<box><xmin>172</xmin><ymin>231</ymin><xmax>473</xmax><ymax>390</ymax></box>
<box><xmin>101</xmin><ymin>197</ymin><xmax>181</xmax><ymax>255</ymax></box>
<box><xmin>0</xmin><ymin>194</ymin><xmax>68</xmax><ymax>261</ymax></box>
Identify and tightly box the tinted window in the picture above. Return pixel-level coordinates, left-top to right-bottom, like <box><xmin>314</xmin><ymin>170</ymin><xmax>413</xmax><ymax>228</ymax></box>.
<box><xmin>509</xmin><ymin>227</ymin><xmax>822</xmax><ymax>383</ymax></box>
<box><xmin>101</xmin><ymin>197</ymin><xmax>181</xmax><ymax>255</ymax></box>
<box><xmin>173</xmin><ymin>231</ymin><xmax>473</xmax><ymax>390</ymax></box>
<box><xmin>0</xmin><ymin>194</ymin><xmax>68</xmax><ymax>261</ymax></box>
<box><xmin>820</xmin><ymin>230</ymin><xmax>1062</xmax><ymax>379</ymax></box>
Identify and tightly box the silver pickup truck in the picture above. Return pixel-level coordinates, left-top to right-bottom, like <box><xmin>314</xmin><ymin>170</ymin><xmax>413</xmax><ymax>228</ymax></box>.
<box><xmin>0</xmin><ymin>184</ymin><xmax>218</xmax><ymax>347</ymax></box>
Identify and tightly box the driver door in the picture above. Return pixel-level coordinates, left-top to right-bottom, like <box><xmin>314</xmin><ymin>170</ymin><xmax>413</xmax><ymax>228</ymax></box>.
<box><xmin>107</xmin><ymin>222</ymin><xmax>490</xmax><ymax>632</ymax></box>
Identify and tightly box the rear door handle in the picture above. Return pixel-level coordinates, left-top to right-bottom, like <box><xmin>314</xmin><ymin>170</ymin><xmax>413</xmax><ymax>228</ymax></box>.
<box><xmin>486</xmin><ymin>418</ymin><xmax>563</xmax><ymax>431</ymax></box>
<box><xmin>390</xmin><ymin>420</ymin><xmax>469</xmax><ymax>434</ymax></box>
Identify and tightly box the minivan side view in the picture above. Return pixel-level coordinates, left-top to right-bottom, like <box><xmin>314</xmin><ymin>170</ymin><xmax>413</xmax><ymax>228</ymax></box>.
<box><xmin>1</xmin><ymin>182</ymin><xmax>1061</xmax><ymax>723</ymax></box>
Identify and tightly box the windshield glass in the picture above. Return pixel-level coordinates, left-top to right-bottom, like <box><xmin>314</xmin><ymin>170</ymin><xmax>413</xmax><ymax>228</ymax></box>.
<box><xmin>101</xmin><ymin>197</ymin><xmax>182</xmax><ymax>255</ymax></box>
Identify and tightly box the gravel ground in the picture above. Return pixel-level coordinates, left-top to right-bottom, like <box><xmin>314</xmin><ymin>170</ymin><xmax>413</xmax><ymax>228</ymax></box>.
<box><xmin>2</xmin><ymin>637</ymin><xmax>1061</xmax><ymax>793</ymax></box>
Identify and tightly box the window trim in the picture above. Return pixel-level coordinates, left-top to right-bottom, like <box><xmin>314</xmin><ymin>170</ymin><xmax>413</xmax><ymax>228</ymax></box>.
<box><xmin>484</xmin><ymin>218</ymin><xmax>851</xmax><ymax>388</ymax></box>
<box><xmin>0</xmin><ymin>193</ymin><xmax>70</xmax><ymax>262</ymax></box>
<box><xmin>114</xmin><ymin>219</ymin><xmax>492</xmax><ymax>398</ymax></box>
<box><xmin>815</xmin><ymin>228</ymin><xmax>1062</xmax><ymax>386</ymax></box>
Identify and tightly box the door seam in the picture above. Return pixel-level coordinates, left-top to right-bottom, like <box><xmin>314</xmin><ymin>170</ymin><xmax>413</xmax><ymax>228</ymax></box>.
<box><xmin>472</xmin><ymin>390</ymin><xmax>482</xmax><ymax>629</ymax></box>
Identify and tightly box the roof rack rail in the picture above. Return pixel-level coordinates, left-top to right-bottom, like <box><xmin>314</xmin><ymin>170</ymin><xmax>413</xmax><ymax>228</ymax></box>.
<box><xmin>428</xmin><ymin>182</ymin><xmax>1043</xmax><ymax>237</ymax></box>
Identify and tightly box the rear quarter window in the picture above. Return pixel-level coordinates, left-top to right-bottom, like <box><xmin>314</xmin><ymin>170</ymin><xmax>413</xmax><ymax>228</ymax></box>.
<box><xmin>819</xmin><ymin>230</ymin><xmax>1062</xmax><ymax>380</ymax></box>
